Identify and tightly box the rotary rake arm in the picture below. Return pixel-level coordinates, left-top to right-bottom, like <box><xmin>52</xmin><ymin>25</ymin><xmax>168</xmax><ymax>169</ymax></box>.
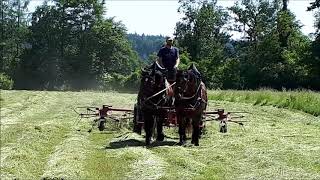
<box><xmin>73</xmin><ymin>105</ymin><xmax>134</xmax><ymax>132</ymax></box>
<box><xmin>74</xmin><ymin>105</ymin><xmax>133</xmax><ymax>117</ymax></box>
<box><xmin>204</xmin><ymin>109</ymin><xmax>250</xmax><ymax>133</ymax></box>
<box><xmin>73</xmin><ymin>107</ymin><xmax>100</xmax><ymax>118</ymax></box>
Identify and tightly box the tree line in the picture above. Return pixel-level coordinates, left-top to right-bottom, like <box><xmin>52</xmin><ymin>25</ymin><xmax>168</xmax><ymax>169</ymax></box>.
<box><xmin>1</xmin><ymin>0</ymin><xmax>141</xmax><ymax>90</ymax></box>
<box><xmin>0</xmin><ymin>0</ymin><xmax>319</xmax><ymax>91</ymax></box>
<box><xmin>175</xmin><ymin>0</ymin><xmax>320</xmax><ymax>90</ymax></box>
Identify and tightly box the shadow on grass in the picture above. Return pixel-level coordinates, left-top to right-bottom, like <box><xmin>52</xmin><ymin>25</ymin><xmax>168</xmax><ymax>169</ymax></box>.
<box><xmin>105</xmin><ymin>138</ymin><xmax>178</xmax><ymax>149</ymax></box>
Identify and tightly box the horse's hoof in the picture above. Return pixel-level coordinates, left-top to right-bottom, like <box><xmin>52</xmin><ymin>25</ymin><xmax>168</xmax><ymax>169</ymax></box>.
<box><xmin>194</xmin><ymin>142</ymin><xmax>199</xmax><ymax>146</ymax></box>
<box><xmin>146</xmin><ymin>137</ymin><xmax>152</xmax><ymax>146</ymax></box>
<box><xmin>156</xmin><ymin>134</ymin><xmax>165</xmax><ymax>141</ymax></box>
<box><xmin>178</xmin><ymin>141</ymin><xmax>186</xmax><ymax>146</ymax></box>
<box><xmin>191</xmin><ymin>140</ymin><xmax>195</xmax><ymax>144</ymax></box>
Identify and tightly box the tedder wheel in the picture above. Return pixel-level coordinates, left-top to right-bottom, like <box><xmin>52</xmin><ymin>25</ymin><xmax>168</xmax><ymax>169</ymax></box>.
<box><xmin>219</xmin><ymin>123</ymin><xmax>227</xmax><ymax>133</ymax></box>
<box><xmin>98</xmin><ymin>118</ymin><xmax>106</xmax><ymax>131</ymax></box>
<box><xmin>133</xmin><ymin>104</ymin><xmax>142</xmax><ymax>135</ymax></box>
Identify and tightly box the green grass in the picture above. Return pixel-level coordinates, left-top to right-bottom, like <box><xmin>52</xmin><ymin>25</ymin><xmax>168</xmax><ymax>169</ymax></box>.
<box><xmin>207</xmin><ymin>89</ymin><xmax>320</xmax><ymax>116</ymax></box>
<box><xmin>1</xmin><ymin>90</ymin><xmax>320</xmax><ymax>179</ymax></box>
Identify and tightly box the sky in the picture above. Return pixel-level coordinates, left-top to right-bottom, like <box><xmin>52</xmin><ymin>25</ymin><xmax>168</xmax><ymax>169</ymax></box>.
<box><xmin>28</xmin><ymin>0</ymin><xmax>317</xmax><ymax>38</ymax></box>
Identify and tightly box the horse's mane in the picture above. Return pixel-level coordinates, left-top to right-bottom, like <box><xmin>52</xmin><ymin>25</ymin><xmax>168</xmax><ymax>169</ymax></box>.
<box><xmin>138</xmin><ymin>62</ymin><xmax>167</xmax><ymax>107</ymax></box>
<box><xmin>187</xmin><ymin>63</ymin><xmax>201</xmax><ymax>80</ymax></box>
<box><xmin>141</xmin><ymin>61</ymin><xmax>166</xmax><ymax>76</ymax></box>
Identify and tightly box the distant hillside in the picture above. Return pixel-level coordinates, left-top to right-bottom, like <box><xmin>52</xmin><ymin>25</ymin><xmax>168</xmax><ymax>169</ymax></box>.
<box><xmin>127</xmin><ymin>33</ymin><xmax>165</xmax><ymax>60</ymax></box>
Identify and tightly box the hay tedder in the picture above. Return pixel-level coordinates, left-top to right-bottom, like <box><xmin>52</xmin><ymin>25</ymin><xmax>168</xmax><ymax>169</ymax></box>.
<box><xmin>74</xmin><ymin>104</ymin><xmax>248</xmax><ymax>134</ymax></box>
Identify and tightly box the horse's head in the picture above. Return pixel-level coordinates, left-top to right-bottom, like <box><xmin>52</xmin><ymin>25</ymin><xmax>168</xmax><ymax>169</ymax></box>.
<box><xmin>176</xmin><ymin>64</ymin><xmax>202</xmax><ymax>97</ymax></box>
<box><xmin>138</xmin><ymin>62</ymin><xmax>167</xmax><ymax>105</ymax></box>
<box><xmin>140</xmin><ymin>69</ymin><xmax>164</xmax><ymax>93</ymax></box>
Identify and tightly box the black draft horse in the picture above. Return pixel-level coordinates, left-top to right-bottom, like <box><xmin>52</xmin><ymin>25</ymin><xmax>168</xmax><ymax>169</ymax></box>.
<box><xmin>175</xmin><ymin>64</ymin><xmax>208</xmax><ymax>146</ymax></box>
<box><xmin>136</xmin><ymin>62</ymin><xmax>171</xmax><ymax>145</ymax></box>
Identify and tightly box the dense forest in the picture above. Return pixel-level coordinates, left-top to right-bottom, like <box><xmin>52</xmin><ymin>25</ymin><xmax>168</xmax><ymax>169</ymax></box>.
<box><xmin>1</xmin><ymin>0</ymin><xmax>319</xmax><ymax>91</ymax></box>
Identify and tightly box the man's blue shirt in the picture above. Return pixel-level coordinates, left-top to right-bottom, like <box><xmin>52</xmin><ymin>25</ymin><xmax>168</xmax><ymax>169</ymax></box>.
<box><xmin>157</xmin><ymin>46</ymin><xmax>179</xmax><ymax>69</ymax></box>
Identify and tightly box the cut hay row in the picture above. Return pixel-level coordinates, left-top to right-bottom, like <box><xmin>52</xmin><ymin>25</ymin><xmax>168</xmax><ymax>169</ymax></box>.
<box><xmin>125</xmin><ymin>147</ymin><xmax>167</xmax><ymax>179</ymax></box>
<box><xmin>0</xmin><ymin>91</ymin><xmax>57</xmax><ymax>130</ymax></box>
<box><xmin>41</xmin><ymin>132</ymin><xmax>90</xmax><ymax>179</ymax></box>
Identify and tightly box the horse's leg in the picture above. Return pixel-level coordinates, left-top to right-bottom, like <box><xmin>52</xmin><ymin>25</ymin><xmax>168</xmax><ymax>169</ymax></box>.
<box><xmin>192</xmin><ymin>115</ymin><xmax>201</xmax><ymax>146</ymax></box>
<box><xmin>156</xmin><ymin>116</ymin><xmax>164</xmax><ymax>141</ymax></box>
<box><xmin>191</xmin><ymin>117</ymin><xmax>196</xmax><ymax>144</ymax></box>
<box><xmin>199</xmin><ymin>120</ymin><xmax>204</xmax><ymax>138</ymax></box>
<box><xmin>178</xmin><ymin>116</ymin><xmax>186</xmax><ymax>145</ymax></box>
<box><xmin>183</xmin><ymin>118</ymin><xmax>187</xmax><ymax>142</ymax></box>
<box><xmin>144</xmin><ymin>112</ymin><xmax>154</xmax><ymax>146</ymax></box>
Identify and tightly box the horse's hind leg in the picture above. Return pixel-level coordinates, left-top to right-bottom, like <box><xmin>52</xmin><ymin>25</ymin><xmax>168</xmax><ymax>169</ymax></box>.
<box><xmin>156</xmin><ymin>116</ymin><xmax>165</xmax><ymax>141</ymax></box>
<box><xmin>144</xmin><ymin>113</ymin><xmax>154</xmax><ymax>146</ymax></box>
<box><xmin>178</xmin><ymin>117</ymin><xmax>187</xmax><ymax>145</ymax></box>
<box><xmin>199</xmin><ymin>120</ymin><xmax>205</xmax><ymax>138</ymax></box>
<box><xmin>192</xmin><ymin>116</ymin><xmax>201</xmax><ymax>146</ymax></box>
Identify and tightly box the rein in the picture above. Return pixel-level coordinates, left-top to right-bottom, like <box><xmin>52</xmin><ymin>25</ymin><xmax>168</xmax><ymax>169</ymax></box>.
<box><xmin>145</xmin><ymin>81</ymin><xmax>176</xmax><ymax>101</ymax></box>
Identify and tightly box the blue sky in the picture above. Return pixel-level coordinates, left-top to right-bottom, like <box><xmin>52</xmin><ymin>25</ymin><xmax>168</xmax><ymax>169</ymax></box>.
<box><xmin>29</xmin><ymin>0</ymin><xmax>316</xmax><ymax>38</ymax></box>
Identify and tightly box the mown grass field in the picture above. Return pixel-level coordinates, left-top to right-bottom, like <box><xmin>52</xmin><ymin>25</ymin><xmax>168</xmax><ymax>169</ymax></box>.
<box><xmin>1</xmin><ymin>90</ymin><xmax>320</xmax><ymax>180</ymax></box>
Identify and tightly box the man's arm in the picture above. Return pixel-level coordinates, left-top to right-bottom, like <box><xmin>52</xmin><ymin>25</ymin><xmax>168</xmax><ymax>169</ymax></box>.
<box><xmin>174</xmin><ymin>57</ymin><xmax>180</xmax><ymax>69</ymax></box>
<box><xmin>174</xmin><ymin>48</ymin><xmax>180</xmax><ymax>68</ymax></box>
<box><xmin>156</xmin><ymin>57</ymin><xmax>164</xmax><ymax>68</ymax></box>
<box><xmin>156</xmin><ymin>48</ymin><xmax>164</xmax><ymax>68</ymax></box>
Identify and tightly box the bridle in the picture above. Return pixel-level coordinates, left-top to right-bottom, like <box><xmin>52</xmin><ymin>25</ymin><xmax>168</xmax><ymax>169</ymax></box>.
<box><xmin>179</xmin><ymin>70</ymin><xmax>201</xmax><ymax>100</ymax></box>
<box><xmin>140</xmin><ymin>70</ymin><xmax>174</xmax><ymax>108</ymax></box>
<box><xmin>176</xmin><ymin>70</ymin><xmax>207</xmax><ymax>109</ymax></box>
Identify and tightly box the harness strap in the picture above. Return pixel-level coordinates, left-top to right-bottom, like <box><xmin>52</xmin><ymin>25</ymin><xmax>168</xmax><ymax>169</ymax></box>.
<box><xmin>180</xmin><ymin>82</ymin><xmax>202</xmax><ymax>100</ymax></box>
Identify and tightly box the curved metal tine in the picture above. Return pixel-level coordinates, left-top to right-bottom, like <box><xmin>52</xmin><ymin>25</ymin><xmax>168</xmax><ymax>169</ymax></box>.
<box><xmin>73</xmin><ymin>116</ymin><xmax>82</xmax><ymax>126</ymax></box>
<box><xmin>86</xmin><ymin>108</ymin><xmax>97</xmax><ymax>112</ymax></box>
<box><xmin>77</xmin><ymin>106</ymin><xmax>98</xmax><ymax>109</ymax></box>
<box><xmin>119</xmin><ymin>116</ymin><xmax>134</xmax><ymax>120</ymax></box>
<box><xmin>240</xmin><ymin>123</ymin><xmax>247</xmax><ymax>132</ymax></box>
<box><xmin>88</xmin><ymin>119</ymin><xmax>97</xmax><ymax>133</ymax></box>
<box><xmin>204</xmin><ymin>115</ymin><xmax>220</xmax><ymax>122</ymax></box>
<box><xmin>230</xmin><ymin>115</ymin><xmax>246</xmax><ymax>119</ymax></box>
<box><xmin>229</xmin><ymin>111</ymin><xmax>251</xmax><ymax>114</ymax></box>
<box><xmin>121</xmin><ymin>113</ymin><xmax>131</xmax><ymax>117</ymax></box>
<box><xmin>204</xmin><ymin>117</ymin><xmax>219</xmax><ymax>122</ymax></box>
<box><xmin>75</xmin><ymin>107</ymin><xmax>97</xmax><ymax>113</ymax></box>
<box><xmin>109</xmin><ymin>116</ymin><xmax>120</xmax><ymax>122</ymax></box>
<box><xmin>86</xmin><ymin>114</ymin><xmax>99</xmax><ymax>118</ymax></box>
<box><xmin>207</xmin><ymin>113</ymin><xmax>220</xmax><ymax>117</ymax></box>
<box><xmin>73</xmin><ymin>107</ymin><xmax>97</xmax><ymax>117</ymax></box>
<box><xmin>72</xmin><ymin>107</ymin><xmax>82</xmax><ymax>115</ymax></box>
